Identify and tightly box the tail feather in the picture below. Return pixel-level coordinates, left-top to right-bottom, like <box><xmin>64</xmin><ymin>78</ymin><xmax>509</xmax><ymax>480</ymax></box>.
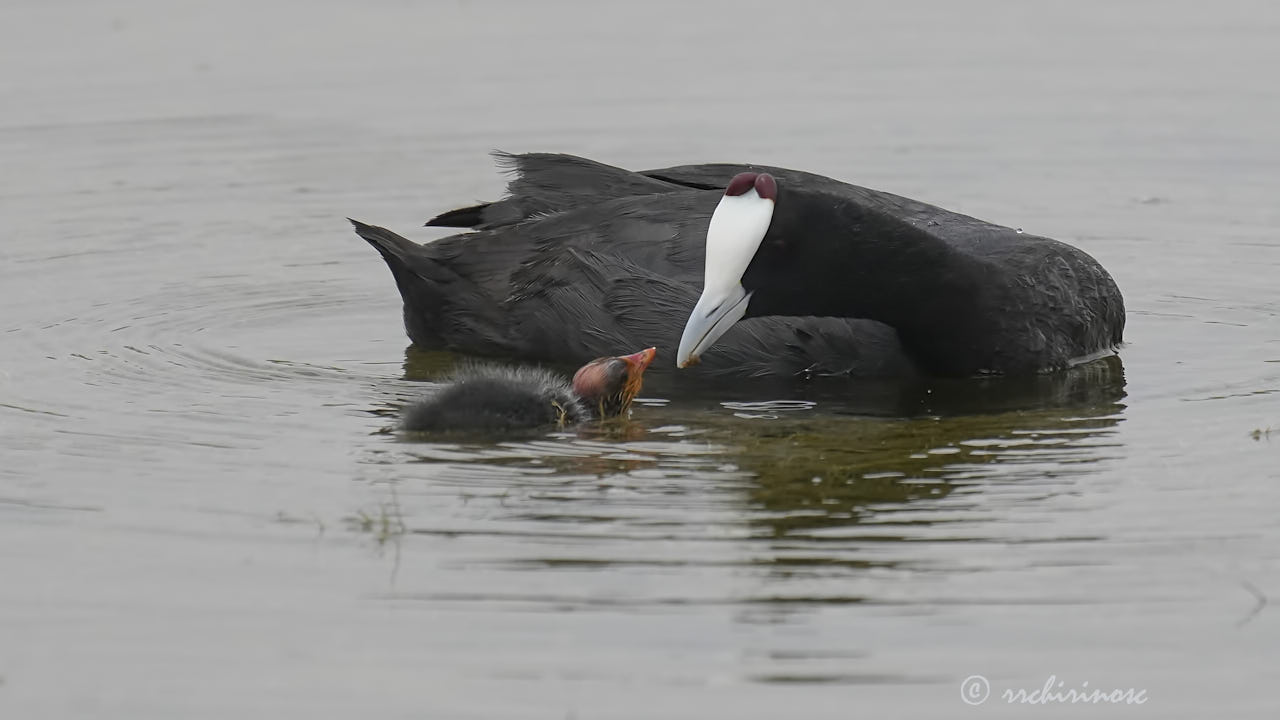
<box><xmin>350</xmin><ymin>219</ymin><xmax>514</xmax><ymax>354</ymax></box>
<box><xmin>350</xmin><ymin>218</ymin><xmax>447</xmax><ymax>347</ymax></box>
<box><xmin>422</xmin><ymin>152</ymin><xmax>685</xmax><ymax>231</ymax></box>
<box><xmin>350</xmin><ymin>218</ymin><xmax>419</xmax><ymax>256</ymax></box>
<box><xmin>424</xmin><ymin>203</ymin><xmax>490</xmax><ymax>228</ymax></box>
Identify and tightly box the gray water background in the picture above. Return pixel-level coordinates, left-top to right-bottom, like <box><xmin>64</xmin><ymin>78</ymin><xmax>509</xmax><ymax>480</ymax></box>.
<box><xmin>2</xmin><ymin>0</ymin><xmax>1278</xmax><ymax>717</ymax></box>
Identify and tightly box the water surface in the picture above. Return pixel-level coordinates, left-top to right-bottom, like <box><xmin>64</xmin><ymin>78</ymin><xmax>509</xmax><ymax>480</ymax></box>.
<box><xmin>2</xmin><ymin>1</ymin><xmax>1278</xmax><ymax>717</ymax></box>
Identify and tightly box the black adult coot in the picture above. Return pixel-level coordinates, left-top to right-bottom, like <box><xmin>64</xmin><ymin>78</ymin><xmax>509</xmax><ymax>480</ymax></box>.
<box><xmin>403</xmin><ymin>347</ymin><xmax>656</xmax><ymax>433</ymax></box>
<box><xmin>352</xmin><ymin>153</ymin><xmax>1124</xmax><ymax>379</ymax></box>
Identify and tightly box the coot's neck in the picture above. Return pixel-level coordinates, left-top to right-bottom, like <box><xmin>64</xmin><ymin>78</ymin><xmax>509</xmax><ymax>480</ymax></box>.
<box><xmin>749</xmin><ymin>190</ymin><xmax>1010</xmax><ymax>376</ymax></box>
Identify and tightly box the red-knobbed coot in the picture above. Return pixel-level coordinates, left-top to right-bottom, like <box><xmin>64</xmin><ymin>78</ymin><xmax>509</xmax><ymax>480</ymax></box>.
<box><xmin>352</xmin><ymin>152</ymin><xmax>1123</xmax><ymax>379</ymax></box>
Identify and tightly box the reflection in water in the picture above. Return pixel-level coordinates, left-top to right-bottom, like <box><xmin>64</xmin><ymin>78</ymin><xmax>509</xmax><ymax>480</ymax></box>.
<box><xmin>723</xmin><ymin>399</ymin><xmax>1125</xmax><ymax>613</ymax></box>
<box><xmin>366</xmin><ymin>346</ymin><xmax>1126</xmax><ymax>613</ymax></box>
<box><xmin>726</xmin><ymin>358</ymin><xmax>1126</xmax><ymax>538</ymax></box>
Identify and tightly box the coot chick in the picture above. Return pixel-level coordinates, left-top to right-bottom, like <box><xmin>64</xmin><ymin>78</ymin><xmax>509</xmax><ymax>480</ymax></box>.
<box><xmin>403</xmin><ymin>347</ymin><xmax>656</xmax><ymax>433</ymax></box>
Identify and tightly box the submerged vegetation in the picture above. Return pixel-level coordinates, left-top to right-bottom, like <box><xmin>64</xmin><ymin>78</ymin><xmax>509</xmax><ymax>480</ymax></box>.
<box><xmin>347</xmin><ymin>500</ymin><xmax>407</xmax><ymax>545</ymax></box>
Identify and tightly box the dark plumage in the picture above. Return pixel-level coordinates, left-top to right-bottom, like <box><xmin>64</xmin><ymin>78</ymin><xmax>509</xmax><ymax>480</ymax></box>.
<box><xmin>353</xmin><ymin>152</ymin><xmax>1124</xmax><ymax>379</ymax></box>
<box><xmin>402</xmin><ymin>348</ymin><xmax>655</xmax><ymax>433</ymax></box>
<box><xmin>402</xmin><ymin>365</ymin><xmax>585</xmax><ymax>433</ymax></box>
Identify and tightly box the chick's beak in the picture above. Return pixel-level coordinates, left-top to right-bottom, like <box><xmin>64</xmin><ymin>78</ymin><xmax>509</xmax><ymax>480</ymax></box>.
<box><xmin>616</xmin><ymin>346</ymin><xmax>656</xmax><ymax>411</ymax></box>
<box><xmin>618</xmin><ymin>347</ymin><xmax>657</xmax><ymax>375</ymax></box>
